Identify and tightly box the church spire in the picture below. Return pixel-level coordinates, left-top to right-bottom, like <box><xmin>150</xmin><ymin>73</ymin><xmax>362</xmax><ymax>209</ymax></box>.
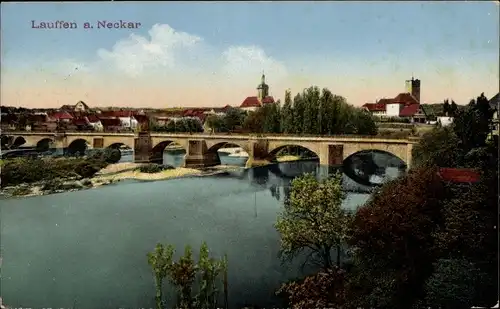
<box><xmin>261</xmin><ymin>70</ymin><xmax>265</xmax><ymax>84</ymax></box>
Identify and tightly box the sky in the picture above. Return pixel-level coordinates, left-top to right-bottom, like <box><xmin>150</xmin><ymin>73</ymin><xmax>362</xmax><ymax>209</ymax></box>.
<box><xmin>1</xmin><ymin>2</ymin><xmax>499</xmax><ymax>109</ymax></box>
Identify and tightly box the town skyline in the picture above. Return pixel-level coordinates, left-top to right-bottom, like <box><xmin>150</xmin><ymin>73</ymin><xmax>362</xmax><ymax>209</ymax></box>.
<box><xmin>1</xmin><ymin>2</ymin><xmax>499</xmax><ymax>109</ymax></box>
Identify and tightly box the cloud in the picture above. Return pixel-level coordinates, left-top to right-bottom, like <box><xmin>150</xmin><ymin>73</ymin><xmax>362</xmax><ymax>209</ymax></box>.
<box><xmin>222</xmin><ymin>45</ymin><xmax>288</xmax><ymax>81</ymax></box>
<box><xmin>79</xmin><ymin>23</ymin><xmax>288</xmax><ymax>82</ymax></box>
<box><xmin>96</xmin><ymin>24</ymin><xmax>203</xmax><ymax>77</ymax></box>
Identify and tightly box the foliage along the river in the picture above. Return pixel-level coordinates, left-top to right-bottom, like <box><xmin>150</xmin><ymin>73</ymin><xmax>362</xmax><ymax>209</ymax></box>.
<box><xmin>274</xmin><ymin>172</ymin><xmax>352</xmax><ymax>270</ymax></box>
<box><xmin>205</xmin><ymin>86</ymin><xmax>377</xmax><ymax>136</ymax></box>
<box><xmin>147</xmin><ymin>241</ymin><xmax>228</xmax><ymax>309</ymax></box>
<box><xmin>277</xmin><ymin>92</ymin><xmax>497</xmax><ymax>309</ymax></box>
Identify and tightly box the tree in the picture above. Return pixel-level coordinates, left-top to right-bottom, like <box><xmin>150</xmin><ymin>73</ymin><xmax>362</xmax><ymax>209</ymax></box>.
<box><xmin>274</xmin><ymin>173</ymin><xmax>352</xmax><ymax>270</ymax></box>
<box><xmin>262</xmin><ymin>103</ymin><xmax>281</xmax><ymax>133</ymax></box>
<box><xmin>223</xmin><ymin>108</ymin><xmax>245</xmax><ymax>131</ymax></box>
<box><xmin>147</xmin><ymin>242</ymin><xmax>228</xmax><ymax>309</ymax></box>
<box><xmin>347</xmin><ymin>167</ymin><xmax>446</xmax><ymax>308</ymax></box>
<box><xmin>411</xmin><ymin>126</ymin><xmax>464</xmax><ymax>168</ymax></box>
<box><xmin>422</xmin><ymin>258</ymin><xmax>488</xmax><ymax>309</ymax></box>
<box><xmin>277</xmin><ymin>267</ymin><xmax>347</xmax><ymax>309</ymax></box>
<box><xmin>242</xmin><ymin>109</ymin><xmax>265</xmax><ymax>133</ymax></box>
<box><xmin>147</xmin><ymin>243</ymin><xmax>174</xmax><ymax>309</ymax></box>
<box><xmin>205</xmin><ymin>115</ymin><xmax>226</xmax><ymax>133</ymax></box>
<box><xmin>280</xmin><ymin>90</ymin><xmax>294</xmax><ymax>133</ymax></box>
<box><xmin>443</xmin><ymin>99</ymin><xmax>450</xmax><ymax>116</ymax></box>
<box><xmin>449</xmin><ymin>100</ymin><xmax>458</xmax><ymax>117</ymax></box>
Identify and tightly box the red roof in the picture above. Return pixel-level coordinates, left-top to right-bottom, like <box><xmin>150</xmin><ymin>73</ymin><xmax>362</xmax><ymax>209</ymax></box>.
<box><xmin>87</xmin><ymin>115</ymin><xmax>100</xmax><ymax>123</ymax></box>
<box><xmin>393</xmin><ymin>93</ymin><xmax>419</xmax><ymax>105</ymax></box>
<box><xmin>240</xmin><ymin>96</ymin><xmax>275</xmax><ymax>108</ymax></box>
<box><xmin>262</xmin><ymin>96</ymin><xmax>275</xmax><ymax>104</ymax></box>
<box><xmin>99</xmin><ymin>118</ymin><xmax>122</xmax><ymax>127</ymax></box>
<box><xmin>363</xmin><ymin>103</ymin><xmax>386</xmax><ymax>112</ymax></box>
<box><xmin>241</xmin><ymin>96</ymin><xmax>262</xmax><ymax>108</ymax></box>
<box><xmin>51</xmin><ymin>111</ymin><xmax>74</xmax><ymax>120</ymax></box>
<box><xmin>73</xmin><ymin>117</ymin><xmax>89</xmax><ymax>126</ymax></box>
<box><xmin>438</xmin><ymin>168</ymin><xmax>480</xmax><ymax>183</ymax></box>
<box><xmin>399</xmin><ymin>104</ymin><xmax>421</xmax><ymax>117</ymax></box>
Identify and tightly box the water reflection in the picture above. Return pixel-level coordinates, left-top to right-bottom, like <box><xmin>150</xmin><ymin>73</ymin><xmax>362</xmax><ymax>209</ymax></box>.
<box><xmin>0</xmin><ymin>150</ymin><xmax>406</xmax><ymax>309</ymax></box>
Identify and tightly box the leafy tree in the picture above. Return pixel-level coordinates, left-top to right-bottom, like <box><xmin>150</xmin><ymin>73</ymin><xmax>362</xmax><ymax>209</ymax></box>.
<box><xmin>275</xmin><ymin>173</ymin><xmax>352</xmax><ymax>269</ymax></box>
<box><xmin>422</xmin><ymin>258</ymin><xmax>488</xmax><ymax>309</ymax></box>
<box><xmin>277</xmin><ymin>267</ymin><xmax>347</xmax><ymax>309</ymax></box>
<box><xmin>347</xmin><ymin>167</ymin><xmax>446</xmax><ymax>309</ymax></box>
<box><xmin>262</xmin><ymin>103</ymin><xmax>281</xmax><ymax>133</ymax></box>
<box><xmin>223</xmin><ymin>107</ymin><xmax>245</xmax><ymax>131</ymax></box>
<box><xmin>411</xmin><ymin>126</ymin><xmax>464</xmax><ymax>168</ymax></box>
<box><xmin>147</xmin><ymin>242</ymin><xmax>228</xmax><ymax>309</ymax></box>
<box><xmin>147</xmin><ymin>243</ymin><xmax>174</xmax><ymax>309</ymax></box>
<box><xmin>205</xmin><ymin>115</ymin><xmax>226</xmax><ymax>133</ymax></box>
<box><xmin>443</xmin><ymin>99</ymin><xmax>450</xmax><ymax>116</ymax></box>
<box><xmin>242</xmin><ymin>109</ymin><xmax>265</xmax><ymax>133</ymax></box>
<box><xmin>280</xmin><ymin>90</ymin><xmax>294</xmax><ymax>133</ymax></box>
<box><xmin>449</xmin><ymin>100</ymin><xmax>458</xmax><ymax>117</ymax></box>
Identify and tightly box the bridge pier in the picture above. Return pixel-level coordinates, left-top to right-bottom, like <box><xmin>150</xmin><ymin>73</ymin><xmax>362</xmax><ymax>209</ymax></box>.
<box><xmin>183</xmin><ymin>140</ymin><xmax>220</xmax><ymax>168</ymax></box>
<box><xmin>245</xmin><ymin>140</ymin><xmax>271</xmax><ymax>168</ymax></box>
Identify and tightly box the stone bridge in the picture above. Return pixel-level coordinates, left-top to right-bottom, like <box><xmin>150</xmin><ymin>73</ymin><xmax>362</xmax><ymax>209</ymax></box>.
<box><xmin>1</xmin><ymin>131</ymin><xmax>419</xmax><ymax>169</ymax></box>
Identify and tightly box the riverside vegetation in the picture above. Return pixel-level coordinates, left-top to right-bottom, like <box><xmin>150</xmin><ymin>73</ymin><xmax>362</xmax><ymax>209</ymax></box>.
<box><xmin>0</xmin><ymin>148</ymin><xmax>122</xmax><ymax>197</ymax></box>
<box><xmin>146</xmin><ymin>91</ymin><xmax>498</xmax><ymax>309</ymax></box>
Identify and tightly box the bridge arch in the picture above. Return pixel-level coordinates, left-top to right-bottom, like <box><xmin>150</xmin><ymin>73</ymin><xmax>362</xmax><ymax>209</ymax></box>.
<box><xmin>67</xmin><ymin>138</ymin><xmax>91</xmax><ymax>156</ymax></box>
<box><xmin>206</xmin><ymin>141</ymin><xmax>250</xmax><ymax>154</ymax></box>
<box><xmin>1</xmin><ymin>135</ymin><xmax>14</xmax><ymax>149</ymax></box>
<box><xmin>35</xmin><ymin>138</ymin><xmax>54</xmax><ymax>152</ymax></box>
<box><xmin>150</xmin><ymin>140</ymin><xmax>188</xmax><ymax>165</ymax></box>
<box><xmin>102</xmin><ymin>138</ymin><xmax>135</xmax><ymax>150</ymax></box>
<box><xmin>342</xmin><ymin>149</ymin><xmax>407</xmax><ymax>187</ymax></box>
<box><xmin>107</xmin><ymin>142</ymin><xmax>132</xmax><ymax>150</ymax></box>
<box><xmin>11</xmin><ymin>136</ymin><xmax>27</xmax><ymax>148</ymax></box>
<box><xmin>267</xmin><ymin>143</ymin><xmax>319</xmax><ymax>162</ymax></box>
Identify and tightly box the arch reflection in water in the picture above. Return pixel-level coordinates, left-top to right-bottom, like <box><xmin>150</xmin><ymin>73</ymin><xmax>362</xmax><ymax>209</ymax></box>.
<box><xmin>1</xmin><ymin>159</ymin><xmax>394</xmax><ymax>309</ymax></box>
<box><xmin>343</xmin><ymin>150</ymin><xmax>407</xmax><ymax>187</ymax></box>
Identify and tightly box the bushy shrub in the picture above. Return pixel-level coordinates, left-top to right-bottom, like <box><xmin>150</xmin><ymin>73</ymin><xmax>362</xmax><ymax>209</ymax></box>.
<box><xmin>74</xmin><ymin>161</ymin><xmax>101</xmax><ymax>178</ymax></box>
<box><xmin>41</xmin><ymin>179</ymin><xmax>64</xmax><ymax>191</ymax></box>
<box><xmin>104</xmin><ymin>148</ymin><xmax>121</xmax><ymax>163</ymax></box>
<box><xmin>138</xmin><ymin>163</ymin><xmax>165</xmax><ymax>173</ymax></box>
<box><xmin>0</xmin><ymin>155</ymin><xmax>109</xmax><ymax>187</ymax></box>
<box><xmin>88</xmin><ymin>148</ymin><xmax>121</xmax><ymax>164</ymax></box>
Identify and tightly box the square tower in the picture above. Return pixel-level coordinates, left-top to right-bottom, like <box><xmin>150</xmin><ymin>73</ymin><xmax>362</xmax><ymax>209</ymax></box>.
<box><xmin>405</xmin><ymin>77</ymin><xmax>421</xmax><ymax>103</ymax></box>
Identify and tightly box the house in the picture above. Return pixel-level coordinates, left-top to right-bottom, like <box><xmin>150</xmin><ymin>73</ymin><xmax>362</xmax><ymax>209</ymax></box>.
<box><xmin>72</xmin><ymin>117</ymin><xmax>94</xmax><ymax>131</ymax></box>
<box><xmin>50</xmin><ymin>111</ymin><xmax>74</xmax><ymax>123</ymax></box>
<box><xmin>87</xmin><ymin>115</ymin><xmax>104</xmax><ymax>132</ymax></box>
<box><xmin>240</xmin><ymin>74</ymin><xmax>276</xmax><ymax>112</ymax></box>
<box><xmin>99</xmin><ymin>110</ymin><xmax>138</xmax><ymax>131</ymax></box>
<box><xmin>437</xmin><ymin>116</ymin><xmax>454</xmax><ymax>127</ymax></box>
<box><xmin>61</xmin><ymin>101</ymin><xmax>90</xmax><ymax>113</ymax></box>
<box><xmin>29</xmin><ymin>114</ymin><xmax>58</xmax><ymax>132</ymax></box>
<box><xmin>363</xmin><ymin>77</ymin><xmax>427</xmax><ymax>123</ymax></box>
<box><xmin>100</xmin><ymin>118</ymin><xmax>123</xmax><ymax>132</ymax></box>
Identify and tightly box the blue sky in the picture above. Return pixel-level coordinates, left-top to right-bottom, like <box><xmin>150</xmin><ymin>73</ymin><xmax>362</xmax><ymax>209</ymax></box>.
<box><xmin>1</xmin><ymin>2</ymin><xmax>498</xmax><ymax>108</ymax></box>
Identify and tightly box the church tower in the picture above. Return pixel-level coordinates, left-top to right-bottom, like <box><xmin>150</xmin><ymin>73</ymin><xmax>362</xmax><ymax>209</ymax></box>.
<box><xmin>405</xmin><ymin>76</ymin><xmax>421</xmax><ymax>103</ymax></box>
<box><xmin>257</xmin><ymin>73</ymin><xmax>269</xmax><ymax>102</ymax></box>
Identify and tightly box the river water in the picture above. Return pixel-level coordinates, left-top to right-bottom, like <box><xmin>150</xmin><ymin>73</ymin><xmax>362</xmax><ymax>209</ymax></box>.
<box><xmin>0</xmin><ymin>151</ymin><xmax>403</xmax><ymax>309</ymax></box>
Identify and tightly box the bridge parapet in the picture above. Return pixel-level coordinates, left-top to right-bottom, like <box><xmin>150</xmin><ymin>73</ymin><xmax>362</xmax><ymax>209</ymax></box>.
<box><xmin>2</xmin><ymin>131</ymin><xmax>418</xmax><ymax>168</ymax></box>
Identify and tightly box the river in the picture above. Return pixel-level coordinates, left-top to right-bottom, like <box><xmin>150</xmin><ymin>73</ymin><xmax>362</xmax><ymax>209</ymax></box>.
<box><xmin>0</xmin><ymin>150</ymin><xmax>404</xmax><ymax>309</ymax></box>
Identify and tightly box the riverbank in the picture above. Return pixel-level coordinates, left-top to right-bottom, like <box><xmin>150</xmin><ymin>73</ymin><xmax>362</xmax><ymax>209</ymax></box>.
<box><xmin>0</xmin><ymin>162</ymin><xmax>243</xmax><ymax>199</ymax></box>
